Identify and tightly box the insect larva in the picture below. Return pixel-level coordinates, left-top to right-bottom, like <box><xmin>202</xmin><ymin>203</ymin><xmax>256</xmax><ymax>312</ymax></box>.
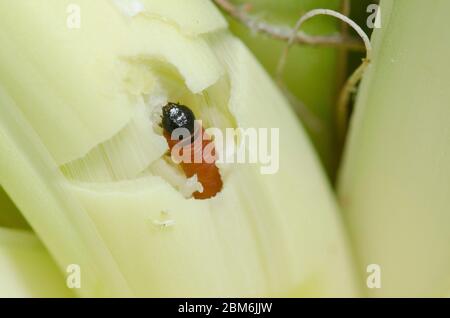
<box><xmin>161</xmin><ymin>102</ymin><xmax>223</xmax><ymax>199</ymax></box>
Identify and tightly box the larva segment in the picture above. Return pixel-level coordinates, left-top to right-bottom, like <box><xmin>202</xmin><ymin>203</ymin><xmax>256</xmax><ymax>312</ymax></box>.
<box><xmin>163</xmin><ymin>128</ymin><xmax>222</xmax><ymax>199</ymax></box>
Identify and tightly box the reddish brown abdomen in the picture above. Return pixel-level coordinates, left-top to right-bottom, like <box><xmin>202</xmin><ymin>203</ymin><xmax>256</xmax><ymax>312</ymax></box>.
<box><xmin>163</xmin><ymin>128</ymin><xmax>223</xmax><ymax>199</ymax></box>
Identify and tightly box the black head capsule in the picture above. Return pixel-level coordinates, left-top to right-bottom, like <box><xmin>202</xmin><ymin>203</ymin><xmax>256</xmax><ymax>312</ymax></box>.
<box><xmin>161</xmin><ymin>102</ymin><xmax>196</xmax><ymax>135</ymax></box>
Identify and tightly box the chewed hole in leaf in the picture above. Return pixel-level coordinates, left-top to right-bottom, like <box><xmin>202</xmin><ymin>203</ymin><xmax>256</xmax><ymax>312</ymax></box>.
<box><xmin>60</xmin><ymin>58</ymin><xmax>236</xmax><ymax>199</ymax></box>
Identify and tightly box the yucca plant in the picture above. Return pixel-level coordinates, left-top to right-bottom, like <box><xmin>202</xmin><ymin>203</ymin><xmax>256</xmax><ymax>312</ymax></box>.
<box><xmin>0</xmin><ymin>0</ymin><xmax>357</xmax><ymax>297</ymax></box>
<box><xmin>1</xmin><ymin>0</ymin><xmax>449</xmax><ymax>298</ymax></box>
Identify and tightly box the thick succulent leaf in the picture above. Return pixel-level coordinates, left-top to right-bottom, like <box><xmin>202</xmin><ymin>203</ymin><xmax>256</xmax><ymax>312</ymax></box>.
<box><xmin>339</xmin><ymin>0</ymin><xmax>450</xmax><ymax>297</ymax></box>
<box><xmin>0</xmin><ymin>228</ymin><xmax>73</xmax><ymax>298</ymax></box>
<box><xmin>0</xmin><ymin>0</ymin><xmax>358</xmax><ymax>297</ymax></box>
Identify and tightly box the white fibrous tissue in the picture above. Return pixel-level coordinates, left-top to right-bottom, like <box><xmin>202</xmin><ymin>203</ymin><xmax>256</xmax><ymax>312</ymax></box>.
<box><xmin>148</xmin><ymin>93</ymin><xmax>168</xmax><ymax>134</ymax></box>
<box><xmin>112</xmin><ymin>0</ymin><xmax>145</xmax><ymax>17</ymax></box>
<box><xmin>181</xmin><ymin>174</ymin><xmax>204</xmax><ymax>198</ymax></box>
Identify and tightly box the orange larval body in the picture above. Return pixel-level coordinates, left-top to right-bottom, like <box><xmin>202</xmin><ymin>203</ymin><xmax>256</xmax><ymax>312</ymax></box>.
<box><xmin>163</xmin><ymin>128</ymin><xmax>223</xmax><ymax>199</ymax></box>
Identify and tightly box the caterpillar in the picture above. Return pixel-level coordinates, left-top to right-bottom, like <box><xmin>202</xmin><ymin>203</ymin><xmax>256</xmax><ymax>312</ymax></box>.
<box><xmin>161</xmin><ymin>102</ymin><xmax>223</xmax><ymax>200</ymax></box>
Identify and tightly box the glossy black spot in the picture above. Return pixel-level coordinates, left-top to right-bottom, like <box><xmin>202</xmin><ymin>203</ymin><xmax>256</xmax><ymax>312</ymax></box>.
<box><xmin>161</xmin><ymin>102</ymin><xmax>196</xmax><ymax>134</ymax></box>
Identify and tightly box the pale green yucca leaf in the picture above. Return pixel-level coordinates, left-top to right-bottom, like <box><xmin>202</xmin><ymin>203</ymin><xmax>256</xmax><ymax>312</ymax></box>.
<box><xmin>339</xmin><ymin>0</ymin><xmax>450</xmax><ymax>297</ymax></box>
<box><xmin>0</xmin><ymin>227</ymin><xmax>73</xmax><ymax>298</ymax></box>
<box><xmin>0</xmin><ymin>187</ymin><xmax>29</xmax><ymax>229</ymax></box>
<box><xmin>0</xmin><ymin>0</ymin><xmax>358</xmax><ymax>296</ymax></box>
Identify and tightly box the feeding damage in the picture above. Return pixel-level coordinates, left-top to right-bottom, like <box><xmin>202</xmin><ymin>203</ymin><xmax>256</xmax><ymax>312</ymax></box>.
<box><xmin>160</xmin><ymin>102</ymin><xmax>223</xmax><ymax>199</ymax></box>
<box><xmin>61</xmin><ymin>58</ymin><xmax>234</xmax><ymax>201</ymax></box>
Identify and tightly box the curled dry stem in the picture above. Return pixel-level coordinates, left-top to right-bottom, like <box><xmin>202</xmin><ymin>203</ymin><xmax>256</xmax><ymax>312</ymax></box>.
<box><xmin>275</xmin><ymin>9</ymin><xmax>372</xmax><ymax>145</ymax></box>
<box><xmin>214</xmin><ymin>1</ymin><xmax>373</xmax><ymax>151</ymax></box>
<box><xmin>214</xmin><ymin>0</ymin><xmax>365</xmax><ymax>51</ymax></box>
